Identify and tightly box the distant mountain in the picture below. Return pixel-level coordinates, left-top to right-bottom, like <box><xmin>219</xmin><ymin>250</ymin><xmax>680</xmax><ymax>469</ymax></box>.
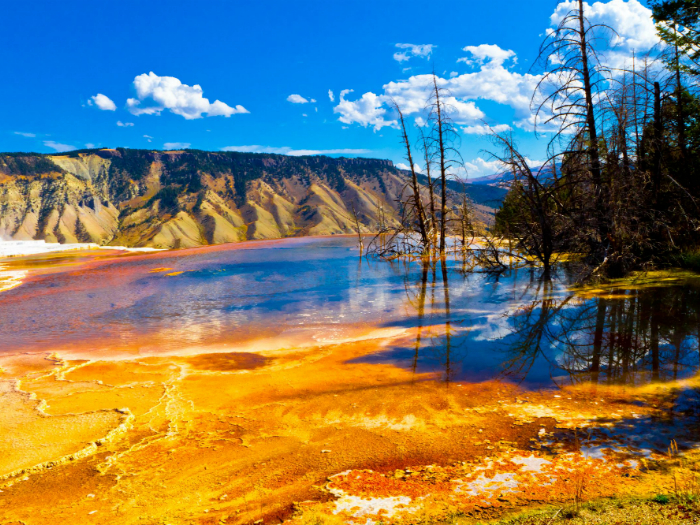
<box><xmin>415</xmin><ymin>173</ymin><xmax>509</xmax><ymax>208</ymax></box>
<box><xmin>0</xmin><ymin>148</ymin><xmax>504</xmax><ymax>249</ymax></box>
<box><xmin>469</xmin><ymin>163</ymin><xmax>559</xmax><ymax>189</ymax></box>
<box><xmin>468</xmin><ymin>171</ymin><xmax>515</xmax><ymax>187</ymax></box>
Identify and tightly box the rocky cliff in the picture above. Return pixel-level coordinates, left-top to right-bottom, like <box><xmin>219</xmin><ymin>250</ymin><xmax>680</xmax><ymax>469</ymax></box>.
<box><xmin>0</xmin><ymin>148</ymin><xmax>500</xmax><ymax>249</ymax></box>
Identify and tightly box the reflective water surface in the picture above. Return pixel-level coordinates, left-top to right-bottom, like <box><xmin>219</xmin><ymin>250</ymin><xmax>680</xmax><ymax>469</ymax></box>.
<box><xmin>2</xmin><ymin>236</ymin><xmax>699</xmax><ymax>388</ymax></box>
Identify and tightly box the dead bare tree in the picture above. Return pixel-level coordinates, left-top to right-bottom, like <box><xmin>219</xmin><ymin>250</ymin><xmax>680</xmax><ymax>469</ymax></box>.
<box><xmin>394</xmin><ymin>101</ymin><xmax>431</xmax><ymax>254</ymax></box>
<box><xmin>419</xmin><ymin>127</ymin><xmax>438</xmax><ymax>246</ymax></box>
<box><xmin>351</xmin><ymin>205</ymin><xmax>363</xmax><ymax>255</ymax></box>
<box><xmin>489</xmin><ymin>132</ymin><xmax>577</xmax><ymax>279</ymax></box>
<box><xmin>533</xmin><ymin>0</ymin><xmax>615</xmax><ymax>261</ymax></box>
<box><xmin>427</xmin><ymin>74</ymin><xmax>462</xmax><ymax>257</ymax></box>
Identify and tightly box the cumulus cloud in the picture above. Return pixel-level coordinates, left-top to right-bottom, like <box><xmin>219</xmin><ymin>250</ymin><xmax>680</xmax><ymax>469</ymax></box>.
<box><xmin>335</xmin><ymin>41</ymin><xmax>541</xmax><ymax>131</ymax></box>
<box><xmin>221</xmin><ymin>145</ymin><xmax>371</xmax><ymax>156</ymax></box>
<box><xmin>117</xmin><ymin>121</ymin><xmax>134</xmax><ymax>127</ymax></box>
<box><xmin>462</xmin><ymin>123</ymin><xmax>512</xmax><ymax>135</ymax></box>
<box><xmin>395</xmin><ymin>162</ymin><xmax>423</xmax><ymax>173</ymax></box>
<box><xmin>14</xmin><ymin>131</ymin><xmax>36</xmax><ymax>138</ymax></box>
<box><xmin>334</xmin><ymin>91</ymin><xmax>397</xmax><ymax>131</ymax></box>
<box><xmin>464</xmin><ymin>157</ymin><xmax>504</xmax><ymax>177</ymax></box>
<box><xmin>287</xmin><ymin>94</ymin><xmax>309</xmax><ymax>104</ymax></box>
<box><xmin>524</xmin><ymin>0</ymin><xmax>660</xmax><ymax>131</ymax></box>
<box><xmin>88</xmin><ymin>93</ymin><xmax>117</xmax><ymax>111</ymax></box>
<box><xmin>328</xmin><ymin>89</ymin><xmax>335</xmax><ymax>102</ymax></box>
<box><xmin>44</xmin><ymin>141</ymin><xmax>76</xmax><ymax>153</ymax></box>
<box><xmin>458</xmin><ymin>44</ymin><xmax>517</xmax><ymax>68</ymax></box>
<box><xmin>85</xmin><ymin>143</ymin><xmax>96</xmax><ymax>149</ymax></box>
<box><xmin>163</xmin><ymin>142</ymin><xmax>191</xmax><ymax>150</ymax></box>
<box><xmin>550</xmin><ymin>0</ymin><xmax>659</xmax><ymax>69</ymax></box>
<box><xmin>334</xmin><ymin>2</ymin><xmax>660</xmax><ymax>135</ymax></box>
<box><xmin>126</xmin><ymin>72</ymin><xmax>248</xmax><ymax>119</ymax></box>
<box><xmin>465</xmin><ymin>155</ymin><xmax>544</xmax><ymax>177</ymax></box>
<box><xmin>393</xmin><ymin>43</ymin><xmax>435</xmax><ymax>63</ymax></box>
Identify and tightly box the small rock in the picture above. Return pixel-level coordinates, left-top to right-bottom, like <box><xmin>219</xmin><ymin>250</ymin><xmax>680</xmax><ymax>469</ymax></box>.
<box><xmin>87</xmin><ymin>493</ymin><xmax>95</xmax><ymax>498</ymax></box>
<box><xmin>321</xmin><ymin>450</ymin><xmax>331</xmax><ymax>454</ymax></box>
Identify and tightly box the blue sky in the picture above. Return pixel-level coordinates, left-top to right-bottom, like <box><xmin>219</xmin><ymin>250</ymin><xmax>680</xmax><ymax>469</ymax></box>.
<box><xmin>0</xmin><ymin>0</ymin><xmax>658</xmax><ymax>177</ymax></box>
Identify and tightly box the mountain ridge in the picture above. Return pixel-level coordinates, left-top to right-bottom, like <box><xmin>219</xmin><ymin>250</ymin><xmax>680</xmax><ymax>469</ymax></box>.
<box><xmin>0</xmin><ymin>148</ymin><xmax>502</xmax><ymax>249</ymax></box>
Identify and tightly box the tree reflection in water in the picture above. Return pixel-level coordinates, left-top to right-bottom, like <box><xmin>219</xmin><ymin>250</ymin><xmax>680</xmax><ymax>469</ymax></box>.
<box><xmin>391</xmin><ymin>259</ymin><xmax>700</xmax><ymax>387</ymax></box>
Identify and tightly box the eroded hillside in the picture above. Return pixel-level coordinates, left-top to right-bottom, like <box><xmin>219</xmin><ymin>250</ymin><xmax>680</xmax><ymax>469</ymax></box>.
<box><xmin>0</xmin><ymin>149</ymin><xmax>499</xmax><ymax>249</ymax></box>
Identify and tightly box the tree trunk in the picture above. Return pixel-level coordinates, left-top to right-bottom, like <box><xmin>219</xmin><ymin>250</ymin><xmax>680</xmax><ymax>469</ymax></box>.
<box><xmin>577</xmin><ymin>0</ymin><xmax>606</xmax><ymax>246</ymax></box>
<box><xmin>653</xmin><ymin>81</ymin><xmax>663</xmax><ymax>200</ymax></box>
<box><xmin>433</xmin><ymin>76</ymin><xmax>448</xmax><ymax>257</ymax></box>
<box><xmin>674</xmin><ymin>23</ymin><xmax>687</xmax><ymax>161</ymax></box>
<box><xmin>396</xmin><ymin>104</ymin><xmax>430</xmax><ymax>252</ymax></box>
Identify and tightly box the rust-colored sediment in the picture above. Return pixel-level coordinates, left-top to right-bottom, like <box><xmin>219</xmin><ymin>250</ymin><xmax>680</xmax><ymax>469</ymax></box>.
<box><xmin>0</xmin><ymin>328</ymin><xmax>696</xmax><ymax>525</ymax></box>
<box><xmin>0</xmin><ymin>251</ymin><xmax>697</xmax><ymax>524</ymax></box>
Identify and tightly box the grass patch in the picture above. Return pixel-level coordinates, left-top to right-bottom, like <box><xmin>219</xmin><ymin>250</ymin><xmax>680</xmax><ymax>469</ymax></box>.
<box><xmin>427</xmin><ymin>495</ymin><xmax>700</xmax><ymax>525</ymax></box>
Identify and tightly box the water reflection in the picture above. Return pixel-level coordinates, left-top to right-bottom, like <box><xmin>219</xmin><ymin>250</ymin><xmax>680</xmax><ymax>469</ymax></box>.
<box><xmin>1</xmin><ymin>236</ymin><xmax>699</xmax><ymax>389</ymax></box>
<box><xmin>544</xmin><ymin>285</ymin><xmax>700</xmax><ymax>385</ymax></box>
<box><xmin>361</xmin><ymin>259</ymin><xmax>700</xmax><ymax>388</ymax></box>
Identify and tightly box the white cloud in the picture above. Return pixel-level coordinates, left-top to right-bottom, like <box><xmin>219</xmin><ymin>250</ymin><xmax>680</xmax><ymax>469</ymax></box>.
<box><xmin>302</xmin><ymin>113</ymin><xmax>308</xmax><ymax>117</ymax></box>
<box><xmin>448</xmin><ymin>98</ymin><xmax>486</xmax><ymax>122</ymax></box>
<box><xmin>333</xmin><ymin>3</ymin><xmax>659</xmax><ymax>135</ymax></box>
<box><xmin>549</xmin><ymin>0</ymin><xmax>659</xmax><ymax>70</ymax></box>
<box><xmin>117</xmin><ymin>121</ymin><xmax>134</xmax><ymax>127</ymax></box>
<box><xmin>44</xmin><ymin>141</ymin><xmax>76</xmax><ymax>153</ymax></box>
<box><xmin>465</xmin><ymin>155</ymin><xmax>544</xmax><ymax>177</ymax></box>
<box><xmin>335</xmin><ymin>42</ymin><xmax>541</xmax><ymax>131</ymax></box>
<box><xmin>126</xmin><ymin>72</ymin><xmax>248</xmax><ymax>119</ymax></box>
<box><xmin>464</xmin><ymin>157</ymin><xmax>504</xmax><ymax>177</ymax></box>
<box><xmin>88</xmin><ymin>93</ymin><xmax>117</xmax><ymax>111</ymax></box>
<box><xmin>163</xmin><ymin>142</ymin><xmax>191</xmax><ymax>150</ymax></box>
<box><xmin>334</xmin><ymin>91</ymin><xmax>396</xmax><ymax>131</ymax></box>
<box><xmin>14</xmin><ymin>131</ymin><xmax>36</xmax><ymax>138</ymax></box>
<box><xmin>143</xmin><ymin>135</ymin><xmax>153</xmax><ymax>143</ymax></box>
<box><xmin>383</xmin><ymin>56</ymin><xmax>538</xmax><ymax>120</ymax></box>
<box><xmin>287</xmin><ymin>94</ymin><xmax>309</xmax><ymax>104</ymax></box>
<box><xmin>458</xmin><ymin>44</ymin><xmax>517</xmax><ymax>68</ymax></box>
<box><xmin>393</xmin><ymin>43</ymin><xmax>435</xmax><ymax>63</ymax></box>
<box><xmin>462</xmin><ymin>123</ymin><xmax>512</xmax><ymax>135</ymax></box>
<box><xmin>221</xmin><ymin>145</ymin><xmax>371</xmax><ymax>156</ymax></box>
<box><xmin>328</xmin><ymin>89</ymin><xmax>335</xmax><ymax>102</ymax></box>
<box><xmin>395</xmin><ymin>162</ymin><xmax>423</xmax><ymax>173</ymax></box>
<box><xmin>85</xmin><ymin>143</ymin><xmax>96</xmax><ymax>149</ymax></box>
